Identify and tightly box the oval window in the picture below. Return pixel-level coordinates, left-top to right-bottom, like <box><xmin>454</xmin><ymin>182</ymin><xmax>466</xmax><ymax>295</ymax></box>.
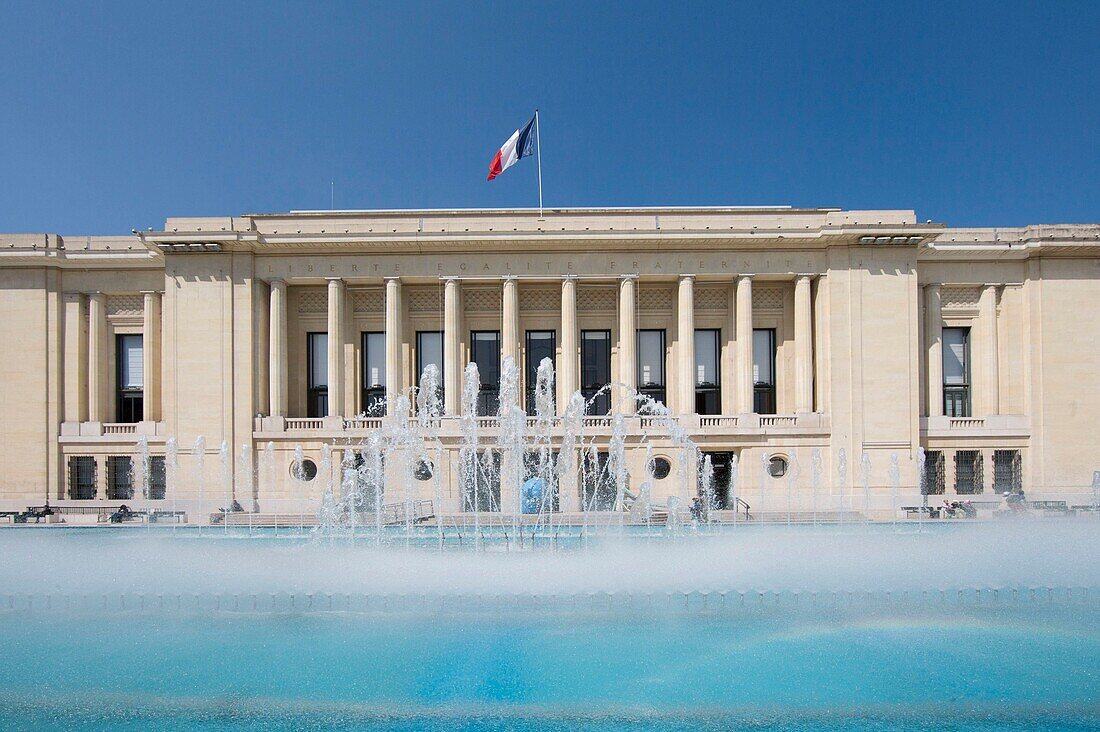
<box><xmin>650</xmin><ymin>457</ymin><xmax>672</xmax><ymax>480</ymax></box>
<box><xmin>414</xmin><ymin>460</ymin><xmax>434</xmax><ymax>481</ymax></box>
<box><xmin>291</xmin><ymin>459</ymin><xmax>318</xmax><ymax>481</ymax></box>
<box><xmin>767</xmin><ymin>455</ymin><xmax>789</xmax><ymax>479</ymax></box>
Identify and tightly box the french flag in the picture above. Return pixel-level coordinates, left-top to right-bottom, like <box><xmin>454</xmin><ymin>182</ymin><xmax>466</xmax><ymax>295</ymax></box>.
<box><xmin>487</xmin><ymin>115</ymin><xmax>536</xmax><ymax>181</ymax></box>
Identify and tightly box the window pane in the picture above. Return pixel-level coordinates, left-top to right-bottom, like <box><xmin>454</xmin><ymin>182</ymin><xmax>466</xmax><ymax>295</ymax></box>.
<box><xmin>525</xmin><ymin>331</ymin><xmax>555</xmax><ymax>413</ymax></box>
<box><xmin>118</xmin><ymin>335</ymin><xmax>144</xmax><ymax>389</ymax></box>
<box><xmin>753</xmin><ymin>329</ymin><xmax>775</xmax><ymax>386</ymax></box>
<box><xmin>308</xmin><ymin>333</ymin><xmax>328</xmax><ymax>388</ymax></box>
<box><xmin>417</xmin><ymin>331</ymin><xmax>443</xmax><ymax>383</ymax></box>
<box><xmin>363</xmin><ymin>332</ymin><xmax>385</xmax><ymax>389</ymax></box>
<box><xmin>581</xmin><ymin>331</ymin><xmax>611</xmax><ymax>388</ymax></box>
<box><xmin>471</xmin><ymin>332</ymin><xmax>500</xmax><ymax>388</ymax></box>
<box><xmin>526</xmin><ymin>331</ymin><xmax>555</xmax><ymax>383</ymax></box>
<box><xmin>637</xmin><ymin>330</ymin><xmax>665</xmax><ymax>388</ymax></box>
<box><xmin>694</xmin><ymin>329</ymin><xmax>719</xmax><ymax>386</ymax></box>
<box><xmin>943</xmin><ymin>328</ymin><xmax>969</xmax><ymax>385</ymax></box>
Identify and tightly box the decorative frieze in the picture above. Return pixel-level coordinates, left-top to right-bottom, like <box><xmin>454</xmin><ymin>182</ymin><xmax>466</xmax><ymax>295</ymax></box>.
<box><xmin>407</xmin><ymin>287</ymin><xmax>441</xmax><ymax>313</ymax></box>
<box><xmin>941</xmin><ymin>285</ymin><xmax>981</xmax><ymax>310</ymax></box>
<box><xmin>694</xmin><ymin>285</ymin><xmax>728</xmax><ymax>312</ymax></box>
<box><xmin>577</xmin><ymin>287</ymin><xmax>616</xmax><ymax>312</ymax></box>
<box><xmin>753</xmin><ymin>286</ymin><xmax>785</xmax><ymax>311</ymax></box>
<box><xmin>296</xmin><ymin>289</ymin><xmax>327</xmax><ymax>315</ymax></box>
<box><xmin>638</xmin><ymin>286</ymin><xmax>675</xmax><ymax>312</ymax></box>
<box><xmin>106</xmin><ymin>294</ymin><xmax>143</xmax><ymax>318</ymax></box>
<box><xmin>350</xmin><ymin>289</ymin><xmax>384</xmax><ymax>314</ymax></box>
<box><xmin>464</xmin><ymin>288</ymin><xmax>500</xmax><ymax>313</ymax></box>
<box><xmin>519</xmin><ymin>287</ymin><xmax>559</xmax><ymax>312</ymax></box>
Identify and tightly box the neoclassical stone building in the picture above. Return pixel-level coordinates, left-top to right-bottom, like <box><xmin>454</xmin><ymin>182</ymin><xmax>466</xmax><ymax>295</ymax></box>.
<box><xmin>1</xmin><ymin>207</ymin><xmax>1098</xmax><ymax>518</ymax></box>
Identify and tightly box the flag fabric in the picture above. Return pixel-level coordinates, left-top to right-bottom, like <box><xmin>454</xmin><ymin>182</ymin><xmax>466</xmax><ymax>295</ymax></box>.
<box><xmin>487</xmin><ymin>115</ymin><xmax>536</xmax><ymax>181</ymax></box>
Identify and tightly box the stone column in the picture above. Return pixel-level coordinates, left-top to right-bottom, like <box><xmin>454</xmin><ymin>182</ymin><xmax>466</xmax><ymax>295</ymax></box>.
<box><xmin>720</xmin><ymin>281</ymin><xmax>737</xmax><ymax>414</ymax></box>
<box><xmin>88</xmin><ymin>292</ymin><xmax>107</xmax><ymax>423</ymax></box>
<box><xmin>980</xmin><ymin>284</ymin><xmax>1000</xmax><ymax>415</ymax></box>
<box><xmin>385</xmin><ymin>277</ymin><xmax>403</xmax><ymax>416</ymax></box>
<box><xmin>268</xmin><ymin>279</ymin><xmax>288</xmax><ymax>417</ymax></box>
<box><xmin>142</xmin><ymin>291</ymin><xmax>162</xmax><ymax>422</ymax></box>
<box><xmin>502</xmin><ymin>277</ymin><xmax>519</xmax><ymax>395</ymax></box>
<box><xmin>794</xmin><ymin>275</ymin><xmax>814</xmax><ymax>413</ymax></box>
<box><xmin>326</xmin><ymin>278</ymin><xmax>345</xmax><ymax>418</ymax></box>
<box><xmin>559</xmin><ymin>276</ymin><xmax>578</xmax><ymax>413</ymax></box>
<box><xmin>63</xmin><ymin>293</ymin><xmax>88</xmax><ymax>423</ymax></box>
<box><xmin>925</xmin><ymin>284</ymin><xmax>943</xmax><ymax>417</ymax></box>
<box><xmin>735</xmin><ymin>275</ymin><xmax>754</xmax><ymax>413</ymax></box>
<box><xmin>443</xmin><ymin>278</ymin><xmax>461</xmax><ymax>415</ymax></box>
<box><xmin>677</xmin><ymin>275</ymin><xmax>695</xmax><ymax>414</ymax></box>
<box><xmin>618</xmin><ymin>276</ymin><xmax>637</xmax><ymax>414</ymax></box>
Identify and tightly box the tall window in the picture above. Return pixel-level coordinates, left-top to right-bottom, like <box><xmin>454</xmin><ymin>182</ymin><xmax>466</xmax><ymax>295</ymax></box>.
<box><xmin>470</xmin><ymin>331</ymin><xmax>500</xmax><ymax>415</ymax></box>
<box><xmin>922</xmin><ymin>450</ymin><xmax>946</xmax><ymax>495</ymax></box>
<box><xmin>116</xmin><ymin>334</ymin><xmax>143</xmax><ymax>423</ymax></box>
<box><xmin>525</xmin><ymin>330</ymin><xmax>556</xmax><ymax>414</ymax></box>
<box><xmin>106</xmin><ymin>456</ymin><xmax>133</xmax><ymax>500</ymax></box>
<box><xmin>637</xmin><ymin>329</ymin><xmax>666</xmax><ymax>407</ymax></box>
<box><xmin>753</xmin><ymin>328</ymin><xmax>777</xmax><ymax>414</ymax></box>
<box><xmin>462</xmin><ymin>450</ymin><xmax>501</xmax><ymax>511</ymax></box>
<box><xmin>694</xmin><ymin>329</ymin><xmax>721</xmax><ymax>415</ymax></box>
<box><xmin>307</xmin><ymin>332</ymin><xmax>328</xmax><ymax>418</ymax></box>
<box><xmin>698</xmin><ymin>451</ymin><xmax>735</xmax><ymax>509</ymax></box>
<box><xmin>523</xmin><ymin>450</ymin><xmax>560</xmax><ymax>513</ymax></box>
<box><xmin>361</xmin><ymin>332</ymin><xmax>386</xmax><ymax>415</ymax></box>
<box><xmin>581</xmin><ymin>330</ymin><xmax>611</xmax><ymax>415</ymax></box>
<box><xmin>581</xmin><ymin>451</ymin><xmax>617</xmax><ymax>510</ymax></box>
<box><xmin>148</xmin><ymin>456</ymin><xmax>166</xmax><ymax>500</ymax></box>
<box><xmin>955</xmin><ymin>450</ymin><xmax>983</xmax><ymax>495</ymax></box>
<box><xmin>417</xmin><ymin>331</ymin><xmax>444</xmax><ymax>409</ymax></box>
<box><xmin>68</xmin><ymin>456</ymin><xmax>96</xmax><ymax>500</ymax></box>
<box><xmin>993</xmin><ymin>449</ymin><xmax>1022</xmax><ymax>493</ymax></box>
<box><xmin>943</xmin><ymin>327</ymin><xmax>971</xmax><ymax>417</ymax></box>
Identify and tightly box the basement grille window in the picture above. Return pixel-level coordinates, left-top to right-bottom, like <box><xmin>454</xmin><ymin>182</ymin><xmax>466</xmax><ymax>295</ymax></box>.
<box><xmin>68</xmin><ymin>456</ymin><xmax>96</xmax><ymax>500</ymax></box>
<box><xmin>993</xmin><ymin>450</ymin><xmax>1023</xmax><ymax>494</ymax></box>
<box><xmin>954</xmin><ymin>450</ymin><xmax>983</xmax><ymax>495</ymax></box>
<box><xmin>107</xmin><ymin>456</ymin><xmax>134</xmax><ymax>500</ymax></box>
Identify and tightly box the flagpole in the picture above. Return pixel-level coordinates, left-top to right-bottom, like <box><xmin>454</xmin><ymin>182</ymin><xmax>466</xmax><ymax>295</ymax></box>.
<box><xmin>535</xmin><ymin>109</ymin><xmax>544</xmax><ymax>218</ymax></box>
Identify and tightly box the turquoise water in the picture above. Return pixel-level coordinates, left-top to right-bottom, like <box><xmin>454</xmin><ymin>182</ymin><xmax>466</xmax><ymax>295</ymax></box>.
<box><xmin>1</xmin><ymin>526</ymin><xmax>1098</xmax><ymax>730</ymax></box>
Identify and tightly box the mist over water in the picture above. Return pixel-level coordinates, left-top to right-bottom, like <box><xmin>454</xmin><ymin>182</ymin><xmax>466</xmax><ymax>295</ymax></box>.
<box><xmin>4</xmin><ymin>522</ymin><xmax>1097</xmax><ymax>600</ymax></box>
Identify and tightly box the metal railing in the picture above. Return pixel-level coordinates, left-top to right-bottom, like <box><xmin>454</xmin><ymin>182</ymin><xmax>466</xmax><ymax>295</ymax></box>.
<box><xmin>377</xmin><ymin>499</ymin><xmax>434</xmax><ymax>526</ymax></box>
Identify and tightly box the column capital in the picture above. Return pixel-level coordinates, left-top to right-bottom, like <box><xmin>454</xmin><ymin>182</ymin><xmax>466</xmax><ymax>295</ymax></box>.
<box><xmin>678</xmin><ymin>273</ymin><xmax>696</xmax><ymax>281</ymax></box>
<box><xmin>139</xmin><ymin>290</ymin><xmax>162</xmax><ymax>295</ymax></box>
<box><xmin>325</xmin><ymin>276</ymin><xmax>344</xmax><ymax>283</ymax></box>
<box><xmin>924</xmin><ymin>282</ymin><xmax>942</xmax><ymax>291</ymax></box>
<box><xmin>736</xmin><ymin>273</ymin><xmax>755</xmax><ymax>281</ymax></box>
<box><xmin>561</xmin><ymin>274</ymin><xmax>579</xmax><ymax>281</ymax></box>
<box><xmin>795</xmin><ymin>274</ymin><xmax>815</xmax><ymax>282</ymax></box>
<box><xmin>620</xmin><ymin>273</ymin><xmax>639</xmax><ymax>280</ymax></box>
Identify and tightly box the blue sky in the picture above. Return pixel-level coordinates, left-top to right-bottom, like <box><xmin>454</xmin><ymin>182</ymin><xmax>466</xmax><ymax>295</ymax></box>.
<box><xmin>1</xmin><ymin>1</ymin><xmax>1096</xmax><ymax>234</ymax></box>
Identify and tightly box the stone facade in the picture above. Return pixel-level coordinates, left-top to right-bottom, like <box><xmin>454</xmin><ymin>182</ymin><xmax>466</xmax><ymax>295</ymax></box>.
<box><xmin>1</xmin><ymin>208</ymin><xmax>1098</xmax><ymax>518</ymax></box>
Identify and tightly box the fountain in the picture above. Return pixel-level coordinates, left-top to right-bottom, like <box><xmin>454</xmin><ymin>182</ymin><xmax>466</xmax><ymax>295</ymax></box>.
<box><xmin>3</xmin><ymin>358</ymin><xmax>1099</xmax><ymax>729</ymax></box>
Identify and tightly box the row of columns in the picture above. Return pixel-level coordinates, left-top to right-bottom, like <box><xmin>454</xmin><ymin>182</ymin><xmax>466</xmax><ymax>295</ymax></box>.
<box><xmin>63</xmin><ymin>291</ymin><xmax>162</xmax><ymax>424</ymax></box>
<box><xmin>267</xmin><ymin>274</ymin><xmax>817</xmax><ymax>418</ymax></box>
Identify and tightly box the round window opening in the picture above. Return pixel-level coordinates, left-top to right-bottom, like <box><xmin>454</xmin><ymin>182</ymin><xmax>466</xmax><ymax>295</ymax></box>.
<box><xmin>291</xmin><ymin>458</ymin><xmax>318</xmax><ymax>481</ymax></box>
<box><xmin>767</xmin><ymin>455</ymin><xmax>789</xmax><ymax>479</ymax></box>
<box><xmin>414</xmin><ymin>460</ymin><xmax>434</xmax><ymax>481</ymax></box>
<box><xmin>650</xmin><ymin>457</ymin><xmax>672</xmax><ymax>480</ymax></box>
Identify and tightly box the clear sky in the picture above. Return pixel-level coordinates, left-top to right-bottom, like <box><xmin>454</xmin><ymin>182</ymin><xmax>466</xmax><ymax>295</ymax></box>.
<box><xmin>1</xmin><ymin>1</ymin><xmax>1097</xmax><ymax>234</ymax></box>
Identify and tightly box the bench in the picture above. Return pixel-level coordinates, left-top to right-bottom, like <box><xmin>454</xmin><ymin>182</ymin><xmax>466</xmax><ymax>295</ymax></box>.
<box><xmin>1029</xmin><ymin>500</ymin><xmax>1069</xmax><ymax>513</ymax></box>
